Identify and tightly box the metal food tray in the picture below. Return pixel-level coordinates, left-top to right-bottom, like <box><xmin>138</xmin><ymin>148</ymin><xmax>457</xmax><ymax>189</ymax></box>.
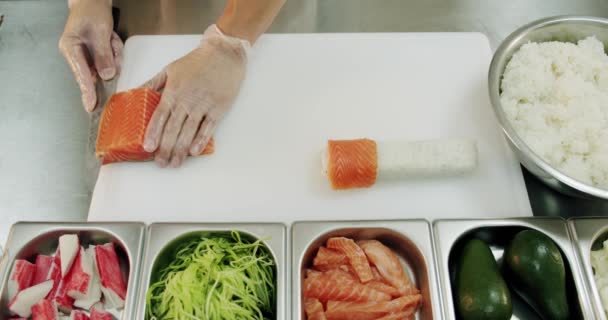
<box><xmin>292</xmin><ymin>220</ymin><xmax>441</xmax><ymax>319</ymax></box>
<box><xmin>135</xmin><ymin>223</ymin><xmax>286</xmax><ymax>320</ymax></box>
<box><xmin>0</xmin><ymin>222</ymin><xmax>146</xmax><ymax>319</ymax></box>
<box><xmin>569</xmin><ymin>217</ymin><xmax>608</xmax><ymax>320</ymax></box>
<box><xmin>433</xmin><ymin>218</ymin><xmax>594</xmax><ymax>319</ymax></box>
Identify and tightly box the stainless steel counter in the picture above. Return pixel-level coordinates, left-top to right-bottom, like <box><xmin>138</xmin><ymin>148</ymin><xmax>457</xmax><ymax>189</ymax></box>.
<box><xmin>0</xmin><ymin>1</ymin><xmax>92</xmax><ymax>238</ymax></box>
<box><xmin>0</xmin><ymin>0</ymin><xmax>607</xmax><ymax>237</ymax></box>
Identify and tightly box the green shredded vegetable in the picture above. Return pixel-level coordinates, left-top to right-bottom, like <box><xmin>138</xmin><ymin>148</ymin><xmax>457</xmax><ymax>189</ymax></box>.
<box><xmin>146</xmin><ymin>231</ymin><xmax>276</xmax><ymax>320</ymax></box>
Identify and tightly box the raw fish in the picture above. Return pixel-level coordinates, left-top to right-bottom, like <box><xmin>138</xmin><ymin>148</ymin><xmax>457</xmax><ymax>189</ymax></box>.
<box><xmin>305</xmin><ymin>298</ymin><xmax>327</xmax><ymax>320</ymax></box>
<box><xmin>304</xmin><ymin>269</ymin><xmax>390</xmax><ymax>303</ymax></box>
<box><xmin>325</xmin><ymin>295</ymin><xmax>421</xmax><ymax>320</ymax></box>
<box><xmin>324</xmin><ymin>139</ymin><xmax>377</xmax><ymax>190</ymax></box>
<box><xmin>327</xmin><ymin>237</ymin><xmax>373</xmax><ymax>283</ymax></box>
<box><xmin>358</xmin><ymin>240</ymin><xmax>418</xmax><ymax>296</ymax></box>
<box><xmin>313</xmin><ymin>247</ymin><xmax>348</xmax><ymax>271</ymax></box>
<box><xmin>96</xmin><ymin>88</ymin><xmax>214</xmax><ymax>164</ymax></box>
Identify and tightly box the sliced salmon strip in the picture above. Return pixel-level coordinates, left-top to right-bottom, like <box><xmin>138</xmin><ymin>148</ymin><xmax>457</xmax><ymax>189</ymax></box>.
<box><xmin>358</xmin><ymin>240</ymin><xmax>417</xmax><ymax>295</ymax></box>
<box><xmin>305</xmin><ymin>298</ymin><xmax>327</xmax><ymax>320</ymax></box>
<box><xmin>371</xmin><ymin>267</ymin><xmax>418</xmax><ymax>295</ymax></box>
<box><xmin>322</xmin><ymin>268</ymin><xmax>400</xmax><ymax>297</ymax></box>
<box><xmin>376</xmin><ymin>311</ymin><xmax>416</xmax><ymax>320</ymax></box>
<box><xmin>306</xmin><ymin>268</ymin><xmax>322</xmax><ymax>279</ymax></box>
<box><xmin>366</xmin><ymin>280</ymin><xmax>401</xmax><ymax>298</ymax></box>
<box><xmin>325</xmin><ymin>295</ymin><xmax>422</xmax><ymax>320</ymax></box>
<box><xmin>371</xmin><ymin>266</ymin><xmax>385</xmax><ymax>281</ymax></box>
<box><xmin>96</xmin><ymin>88</ymin><xmax>214</xmax><ymax>165</ymax></box>
<box><xmin>313</xmin><ymin>247</ymin><xmax>348</xmax><ymax>270</ymax></box>
<box><xmin>327</xmin><ymin>237</ymin><xmax>373</xmax><ymax>283</ymax></box>
<box><xmin>337</xmin><ymin>264</ymin><xmax>356</xmax><ymax>275</ymax></box>
<box><xmin>304</xmin><ymin>269</ymin><xmax>390</xmax><ymax>303</ymax></box>
<box><xmin>325</xmin><ymin>139</ymin><xmax>378</xmax><ymax>190</ymax></box>
<box><xmin>315</xmin><ymin>262</ymin><xmax>355</xmax><ymax>273</ymax></box>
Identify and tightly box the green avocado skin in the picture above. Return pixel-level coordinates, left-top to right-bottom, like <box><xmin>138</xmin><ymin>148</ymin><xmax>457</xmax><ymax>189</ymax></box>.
<box><xmin>456</xmin><ymin>238</ymin><xmax>512</xmax><ymax>320</ymax></box>
<box><xmin>504</xmin><ymin>229</ymin><xmax>570</xmax><ymax>320</ymax></box>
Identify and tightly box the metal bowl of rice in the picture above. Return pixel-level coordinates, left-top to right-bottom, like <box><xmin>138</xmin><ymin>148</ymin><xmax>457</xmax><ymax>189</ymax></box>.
<box><xmin>489</xmin><ymin>16</ymin><xmax>608</xmax><ymax>200</ymax></box>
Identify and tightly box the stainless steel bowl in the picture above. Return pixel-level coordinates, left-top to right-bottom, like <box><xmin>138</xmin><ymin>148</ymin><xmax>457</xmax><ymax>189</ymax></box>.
<box><xmin>292</xmin><ymin>220</ymin><xmax>442</xmax><ymax>320</ymax></box>
<box><xmin>488</xmin><ymin>15</ymin><xmax>608</xmax><ymax>199</ymax></box>
<box><xmin>434</xmin><ymin>218</ymin><xmax>595</xmax><ymax>319</ymax></box>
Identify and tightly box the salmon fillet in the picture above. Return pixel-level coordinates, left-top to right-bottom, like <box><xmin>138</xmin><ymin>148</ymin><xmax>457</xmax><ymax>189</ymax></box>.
<box><xmin>358</xmin><ymin>240</ymin><xmax>417</xmax><ymax>296</ymax></box>
<box><xmin>327</xmin><ymin>237</ymin><xmax>373</xmax><ymax>283</ymax></box>
<box><xmin>305</xmin><ymin>298</ymin><xmax>327</xmax><ymax>320</ymax></box>
<box><xmin>96</xmin><ymin>88</ymin><xmax>214</xmax><ymax>165</ymax></box>
<box><xmin>326</xmin><ymin>139</ymin><xmax>378</xmax><ymax>189</ymax></box>
<box><xmin>325</xmin><ymin>295</ymin><xmax>421</xmax><ymax>320</ymax></box>
<box><xmin>304</xmin><ymin>269</ymin><xmax>391</xmax><ymax>303</ymax></box>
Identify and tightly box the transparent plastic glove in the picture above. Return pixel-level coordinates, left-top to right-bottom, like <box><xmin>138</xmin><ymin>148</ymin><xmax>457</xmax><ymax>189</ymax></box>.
<box><xmin>142</xmin><ymin>24</ymin><xmax>249</xmax><ymax>168</ymax></box>
<box><xmin>59</xmin><ymin>0</ymin><xmax>123</xmax><ymax>111</ymax></box>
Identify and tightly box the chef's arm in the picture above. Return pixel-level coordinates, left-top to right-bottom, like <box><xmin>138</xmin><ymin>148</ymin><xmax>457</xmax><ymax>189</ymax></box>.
<box><xmin>217</xmin><ymin>0</ymin><xmax>285</xmax><ymax>44</ymax></box>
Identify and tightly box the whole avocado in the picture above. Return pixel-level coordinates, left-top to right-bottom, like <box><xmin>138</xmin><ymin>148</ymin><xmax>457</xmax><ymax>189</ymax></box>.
<box><xmin>456</xmin><ymin>238</ymin><xmax>512</xmax><ymax>320</ymax></box>
<box><xmin>504</xmin><ymin>229</ymin><xmax>569</xmax><ymax>320</ymax></box>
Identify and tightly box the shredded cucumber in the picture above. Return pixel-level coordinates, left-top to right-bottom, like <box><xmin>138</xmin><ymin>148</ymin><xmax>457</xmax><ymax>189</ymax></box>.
<box><xmin>146</xmin><ymin>231</ymin><xmax>276</xmax><ymax>320</ymax></box>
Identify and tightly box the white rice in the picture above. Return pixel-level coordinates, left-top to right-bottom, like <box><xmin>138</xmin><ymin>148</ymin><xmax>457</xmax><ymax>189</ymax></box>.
<box><xmin>500</xmin><ymin>36</ymin><xmax>608</xmax><ymax>189</ymax></box>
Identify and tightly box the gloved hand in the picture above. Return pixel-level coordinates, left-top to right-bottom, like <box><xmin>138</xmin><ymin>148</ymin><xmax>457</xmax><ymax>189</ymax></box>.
<box><xmin>142</xmin><ymin>24</ymin><xmax>249</xmax><ymax>168</ymax></box>
<box><xmin>59</xmin><ymin>0</ymin><xmax>123</xmax><ymax>112</ymax></box>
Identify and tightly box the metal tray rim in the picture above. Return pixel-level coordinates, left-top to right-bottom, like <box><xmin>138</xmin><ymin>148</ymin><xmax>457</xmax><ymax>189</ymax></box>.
<box><xmin>568</xmin><ymin>217</ymin><xmax>608</xmax><ymax>320</ymax></box>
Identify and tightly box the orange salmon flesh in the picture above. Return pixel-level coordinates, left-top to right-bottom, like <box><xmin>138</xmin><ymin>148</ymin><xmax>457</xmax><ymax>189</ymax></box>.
<box><xmin>327</xmin><ymin>139</ymin><xmax>378</xmax><ymax>190</ymax></box>
<box><xmin>303</xmin><ymin>237</ymin><xmax>422</xmax><ymax>320</ymax></box>
<box><xmin>96</xmin><ymin>88</ymin><xmax>214</xmax><ymax>164</ymax></box>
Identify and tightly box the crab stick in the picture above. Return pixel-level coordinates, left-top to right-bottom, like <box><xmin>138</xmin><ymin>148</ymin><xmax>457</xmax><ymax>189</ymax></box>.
<box><xmin>8</xmin><ymin>280</ymin><xmax>53</xmax><ymax>317</ymax></box>
<box><xmin>32</xmin><ymin>255</ymin><xmax>54</xmax><ymax>286</ymax></box>
<box><xmin>31</xmin><ymin>299</ymin><xmax>59</xmax><ymax>320</ymax></box>
<box><xmin>73</xmin><ymin>247</ymin><xmax>102</xmax><ymax>310</ymax></box>
<box><xmin>90</xmin><ymin>308</ymin><xmax>113</xmax><ymax>320</ymax></box>
<box><xmin>8</xmin><ymin>259</ymin><xmax>35</xmax><ymax>300</ymax></box>
<box><xmin>94</xmin><ymin>243</ymin><xmax>127</xmax><ymax>309</ymax></box>
<box><xmin>323</xmin><ymin>138</ymin><xmax>478</xmax><ymax>189</ymax></box>
<box><xmin>69</xmin><ymin>310</ymin><xmax>90</xmax><ymax>320</ymax></box>
<box><xmin>54</xmin><ymin>268</ymin><xmax>75</xmax><ymax>313</ymax></box>
<box><xmin>59</xmin><ymin>234</ymin><xmax>79</xmax><ymax>277</ymax></box>
<box><xmin>44</xmin><ymin>254</ymin><xmax>61</xmax><ymax>298</ymax></box>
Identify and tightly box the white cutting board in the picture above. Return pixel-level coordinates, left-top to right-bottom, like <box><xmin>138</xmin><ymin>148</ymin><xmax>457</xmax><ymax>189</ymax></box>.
<box><xmin>88</xmin><ymin>33</ymin><xmax>532</xmax><ymax>224</ymax></box>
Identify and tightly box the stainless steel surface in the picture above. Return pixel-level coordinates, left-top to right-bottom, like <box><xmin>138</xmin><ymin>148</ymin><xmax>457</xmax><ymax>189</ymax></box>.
<box><xmin>0</xmin><ymin>1</ymin><xmax>92</xmax><ymax>245</ymax></box>
<box><xmin>292</xmin><ymin>220</ymin><xmax>441</xmax><ymax>320</ymax></box>
<box><xmin>568</xmin><ymin>218</ymin><xmax>608</xmax><ymax>320</ymax></box>
<box><xmin>433</xmin><ymin>218</ymin><xmax>594</xmax><ymax>319</ymax></box>
<box><xmin>136</xmin><ymin>223</ymin><xmax>286</xmax><ymax>320</ymax></box>
<box><xmin>488</xmin><ymin>16</ymin><xmax>608</xmax><ymax>200</ymax></box>
<box><xmin>1</xmin><ymin>0</ymin><xmax>608</xmax><ymax>233</ymax></box>
<box><xmin>0</xmin><ymin>222</ymin><xmax>146</xmax><ymax>319</ymax></box>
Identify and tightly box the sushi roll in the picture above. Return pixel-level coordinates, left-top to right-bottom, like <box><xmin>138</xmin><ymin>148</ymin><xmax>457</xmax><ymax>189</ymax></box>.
<box><xmin>323</xmin><ymin>138</ymin><xmax>478</xmax><ymax>190</ymax></box>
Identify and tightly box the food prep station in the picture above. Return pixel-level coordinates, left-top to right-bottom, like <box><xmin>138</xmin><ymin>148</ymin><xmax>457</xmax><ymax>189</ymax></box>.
<box><xmin>0</xmin><ymin>218</ymin><xmax>607</xmax><ymax>318</ymax></box>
